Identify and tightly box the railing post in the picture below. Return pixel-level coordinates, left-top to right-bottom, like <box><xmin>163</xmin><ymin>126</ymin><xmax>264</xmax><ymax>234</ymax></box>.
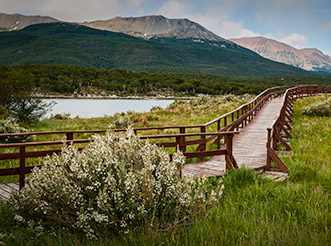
<box><xmin>66</xmin><ymin>132</ymin><xmax>74</xmax><ymax>145</ymax></box>
<box><xmin>200</xmin><ymin>126</ymin><xmax>206</xmax><ymax>161</ymax></box>
<box><xmin>19</xmin><ymin>146</ymin><xmax>26</xmax><ymax>190</ymax></box>
<box><xmin>176</xmin><ymin>135</ymin><xmax>185</xmax><ymax>153</ymax></box>
<box><xmin>225</xmin><ymin>134</ymin><xmax>234</xmax><ymax>170</ymax></box>
<box><xmin>217</xmin><ymin>120</ymin><xmax>221</xmax><ymax>149</ymax></box>
<box><xmin>266</xmin><ymin>129</ymin><xmax>271</xmax><ymax>171</ymax></box>
<box><xmin>179</xmin><ymin>127</ymin><xmax>186</xmax><ymax>152</ymax></box>
<box><xmin>236</xmin><ymin>110</ymin><xmax>240</xmax><ymax>130</ymax></box>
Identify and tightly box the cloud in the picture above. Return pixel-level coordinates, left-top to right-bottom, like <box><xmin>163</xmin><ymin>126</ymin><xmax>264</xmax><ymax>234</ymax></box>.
<box><xmin>279</xmin><ymin>33</ymin><xmax>310</xmax><ymax>48</ymax></box>
<box><xmin>218</xmin><ymin>21</ymin><xmax>260</xmax><ymax>38</ymax></box>
<box><xmin>0</xmin><ymin>0</ymin><xmax>145</xmax><ymax>21</ymax></box>
<box><xmin>156</xmin><ymin>1</ymin><xmax>188</xmax><ymax>18</ymax></box>
<box><xmin>265</xmin><ymin>33</ymin><xmax>276</xmax><ymax>39</ymax></box>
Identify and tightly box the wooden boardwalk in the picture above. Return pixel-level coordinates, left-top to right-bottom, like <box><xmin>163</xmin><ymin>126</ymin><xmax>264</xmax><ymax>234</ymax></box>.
<box><xmin>0</xmin><ymin>98</ymin><xmax>284</xmax><ymax>200</ymax></box>
<box><xmin>182</xmin><ymin>97</ymin><xmax>284</xmax><ymax>177</ymax></box>
<box><xmin>1</xmin><ymin>85</ymin><xmax>329</xmax><ymax>199</ymax></box>
<box><xmin>0</xmin><ymin>183</ymin><xmax>19</xmax><ymax>200</ymax></box>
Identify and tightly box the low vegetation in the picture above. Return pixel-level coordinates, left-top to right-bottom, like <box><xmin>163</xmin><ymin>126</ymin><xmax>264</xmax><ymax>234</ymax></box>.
<box><xmin>302</xmin><ymin>96</ymin><xmax>331</xmax><ymax>117</ymax></box>
<box><xmin>0</xmin><ymin>119</ymin><xmax>32</xmax><ymax>143</ymax></box>
<box><xmin>8</xmin><ymin>130</ymin><xmax>222</xmax><ymax>240</ymax></box>
<box><xmin>0</xmin><ymin>95</ymin><xmax>330</xmax><ymax>245</ymax></box>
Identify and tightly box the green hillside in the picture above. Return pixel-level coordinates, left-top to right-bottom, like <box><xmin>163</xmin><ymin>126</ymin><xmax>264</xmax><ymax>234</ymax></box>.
<box><xmin>0</xmin><ymin>22</ymin><xmax>319</xmax><ymax>78</ymax></box>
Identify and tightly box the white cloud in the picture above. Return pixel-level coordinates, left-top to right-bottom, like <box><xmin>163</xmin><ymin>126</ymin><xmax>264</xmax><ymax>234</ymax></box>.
<box><xmin>279</xmin><ymin>33</ymin><xmax>310</xmax><ymax>48</ymax></box>
<box><xmin>218</xmin><ymin>21</ymin><xmax>260</xmax><ymax>39</ymax></box>
<box><xmin>0</xmin><ymin>0</ymin><xmax>145</xmax><ymax>22</ymax></box>
<box><xmin>265</xmin><ymin>33</ymin><xmax>276</xmax><ymax>39</ymax></box>
<box><xmin>156</xmin><ymin>1</ymin><xmax>188</xmax><ymax>18</ymax></box>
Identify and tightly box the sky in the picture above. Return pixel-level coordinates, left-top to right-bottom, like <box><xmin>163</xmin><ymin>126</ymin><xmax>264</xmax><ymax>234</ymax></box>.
<box><xmin>1</xmin><ymin>0</ymin><xmax>330</xmax><ymax>55</ymax></box>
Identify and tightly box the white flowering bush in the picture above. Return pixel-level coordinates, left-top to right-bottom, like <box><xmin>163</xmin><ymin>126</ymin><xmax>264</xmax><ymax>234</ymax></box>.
<box><xmin>9</xmin><ymin>129</ymin><xmax>222</xmax><ymax>239</ymax></box>
<box><xmin>0</xmin><ymin>119</ymin><xmax>32</xmax><ymax>143</ymax></box>
<box><xmin>113</xmin><ymin>115</ymin><xmax>131</xmax><ymax>129</ymax></box>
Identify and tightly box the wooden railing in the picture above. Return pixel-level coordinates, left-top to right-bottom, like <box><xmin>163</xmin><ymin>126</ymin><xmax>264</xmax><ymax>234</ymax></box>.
<box><xmin>266</xmin><ymin>85</ymin><xmax>331</xmax><ymax>173</ymax></box>
<box><xmin>0</xmin><ymin>132</ymin><xmax>238</xmax><ymax>189</ymax></box>
<box><xmin>1</xmin><ymin>84</ymin><xmax>329</xmax><ymax>188</ymax></box>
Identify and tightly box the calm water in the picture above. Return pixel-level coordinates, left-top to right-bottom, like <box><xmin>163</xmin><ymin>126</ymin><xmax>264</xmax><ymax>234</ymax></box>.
<box><xmin>43</xmin><ymin>99</ymin><xmax>174</xmax><ymax>118</ymax></box>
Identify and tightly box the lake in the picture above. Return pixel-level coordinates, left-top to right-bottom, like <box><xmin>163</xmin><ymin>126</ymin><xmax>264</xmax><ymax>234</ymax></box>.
<box><xmin>43</xmin><ymin>99</ymin><xmax>174</xmax><ymax>118</ymax></box>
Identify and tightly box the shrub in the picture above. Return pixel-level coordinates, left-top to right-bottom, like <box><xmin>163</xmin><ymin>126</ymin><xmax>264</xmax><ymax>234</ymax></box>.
<box><xmin>113</xmin><ymin>115</ymin><xmax>131</xmax><ymax>129</ymax></box>
<box><xmin>49</xmin><ymin>113</ymin><xmax>71</xmax><ymax>120</ymax></box>
<box><xmin>9</xmin><ymin>129</ymin><xmax>222</xmax><ymax>239</ymax></box>
<box><xmin>302</xmin><ymin>97</ymin><xmax>331</xmax><ymax>117</ymax></box>
<box><xmin>0</xmin><ymin>105</ymin><xmax>9</xmax><ymax>120</ymax></box>
<box><xmin>150</xmin><ymin>105</ymin><xmax>163</xmax><ymax>111</ymax></box>
<box><xmin>0</xmin><ymin>120</ymin><xmax>32</xmax><ymax>143</ymax></box>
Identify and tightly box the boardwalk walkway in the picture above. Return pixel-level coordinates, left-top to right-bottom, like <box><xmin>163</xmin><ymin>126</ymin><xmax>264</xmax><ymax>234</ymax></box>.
<box><xmin>3</xmin><ymin>84</ymin><xmax>328</xmax><ymax>199</ymax></box>
<box><xmin>0</xmin><ymin>183</ymin><xmax>19</xmax><ymax>200</ymax></box>
<box><xmin>182</xmin><ymin>97</ymin><xmax>284</xmax><ymax>177</ymax></box>
<box><xmin>0</xmin><ymin>97</ymin><xmax>285</xmax><ymax>200</ymax></box>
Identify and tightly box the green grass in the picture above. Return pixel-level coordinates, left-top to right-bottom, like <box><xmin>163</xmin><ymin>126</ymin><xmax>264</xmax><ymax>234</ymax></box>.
<box><xmin>0</xmin><ymin>96</ymin><xmax>330</xmax><ymax>245</ymax></box>
<box><xmin>0</xmin><ymin>95</ymin><xmax>247</xmax><ymax>184</ymax></box>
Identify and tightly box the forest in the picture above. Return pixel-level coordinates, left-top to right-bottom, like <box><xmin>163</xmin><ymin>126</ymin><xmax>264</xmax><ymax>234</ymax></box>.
<box><xmin>1</xmin><ymin>64</ymin><xmax>330</xmax><ymax>97</ymax></box>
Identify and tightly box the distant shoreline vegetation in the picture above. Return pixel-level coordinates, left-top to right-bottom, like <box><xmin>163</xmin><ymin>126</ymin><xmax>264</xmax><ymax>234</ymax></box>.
<box><xmin>33</xmin><ymin>93</ymin><xmax>189</xmax><ymax>100</ymax></box>
<box><xmin>1</xmin><ymin>64</ymin><xmax>330</xmax><ymax>98</ymax></box>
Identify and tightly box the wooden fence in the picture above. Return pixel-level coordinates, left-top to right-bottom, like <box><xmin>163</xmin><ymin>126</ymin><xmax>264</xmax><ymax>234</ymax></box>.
<box><xmin>1</xmin><ymin>84</ymin><xmax>330</xmax><ymax>189</ymax></box>
<box><xmin>266</xmin><ymin>85</ymin><xmax>331</xmax><ymax>172</ymax></box>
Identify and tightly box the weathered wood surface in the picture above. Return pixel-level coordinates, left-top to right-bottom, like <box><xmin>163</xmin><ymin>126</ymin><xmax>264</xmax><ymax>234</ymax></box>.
<box><xmin>0</xmin><ymin>183</ymin><xmax>19</xmax><ymax>200</ymax></box>
<box><xmin>182</xmin><ymin>97</ymin><xmax>284</xmax><ymax>177</ymax></box>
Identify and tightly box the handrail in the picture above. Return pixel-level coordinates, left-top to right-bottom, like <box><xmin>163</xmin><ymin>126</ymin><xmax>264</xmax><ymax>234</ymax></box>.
<box><xmin>1</xmin><ymin>84</ymin><xmax>329</xmax><ymax>189</ymax></box>
<box><xmin>0</xmin><ymin>132</ymin><xmax>239</xmax><ymax>189</ymax></box>
<box><xmin>266</xmin><ymin>84</ymin><xmax>331</xmax><ymax>172</ymax></box>
<box><xmin>0</xmin><ymin>85</ymin><xmax>289</xmax><ymax>139</ymax></box>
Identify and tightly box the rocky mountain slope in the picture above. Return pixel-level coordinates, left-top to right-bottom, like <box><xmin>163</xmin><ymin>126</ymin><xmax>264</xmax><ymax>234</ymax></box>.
<box><xmin>81</xmin><ymin>15</ymin><xmax>227</xmax><ymax>41</ymax></box>
<box><xmin>230</xmin><ymin>36</ymin><xmax>331</xmax><ymax>72</ymax></box>
<box><xmin>0</xmin><ymin>12</ymin><xmax>58</xmax><ymax>31</ymax></box>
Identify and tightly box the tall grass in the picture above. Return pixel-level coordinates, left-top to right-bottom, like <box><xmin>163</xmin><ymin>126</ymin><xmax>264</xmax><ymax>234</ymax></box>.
<box><xmin>0</xmin><ymin>96</ymin><xmax>330</xmax><ymax>245</ymax></box>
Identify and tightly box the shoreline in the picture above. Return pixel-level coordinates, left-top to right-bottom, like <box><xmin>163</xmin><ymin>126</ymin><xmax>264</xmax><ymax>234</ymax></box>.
<box><xmin>33</xmin><ymin>94</ymin><xmax>194</xmax><ymax>100</ymax></box>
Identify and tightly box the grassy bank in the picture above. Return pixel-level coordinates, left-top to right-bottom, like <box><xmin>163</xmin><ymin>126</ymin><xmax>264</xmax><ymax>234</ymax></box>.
<box><xmin>0</xmin><ymin>95</ymin><xmax>249</xmax><ymax>184</ymax></box>
<box><xmin>0</xmin><ymin>96</ymin><xmax>330</xmax><ymax>245</ymax></box>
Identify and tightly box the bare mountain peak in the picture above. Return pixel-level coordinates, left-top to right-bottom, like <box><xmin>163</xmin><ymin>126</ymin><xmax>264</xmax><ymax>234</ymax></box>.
<box><xmin>230</xmin><ymin>36</ymin><xmax>331</xmax><ymax>72</ymax></box>
<box><xmin>81</xmin><ymin>15</ymin><xmax>226</xmax><ymax>41</ymax></box>
<box><xmin>0</xmin><ymin>12</ymin><xmax>58</xmax><ymax>31</ymax></box>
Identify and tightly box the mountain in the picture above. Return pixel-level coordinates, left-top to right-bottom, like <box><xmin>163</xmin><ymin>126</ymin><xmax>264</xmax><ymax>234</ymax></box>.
<box><xmin>0</xmin><ymin>22</ymin><xmax>316</xmax><ymax>78</ymax></box>
<box><xmin>0</xmin><ymin>12</ymin><xmax>58</xmax><ymax>31</ymax></box>
<box><xmin>230</xmin><ymin>36</ymin><xmax>331</xmax><ymax>72</ymax></box>
<box><xmin>81</xmin><ymin>15</ymin><xmax>227</xmax><ymax>42</ymax></box>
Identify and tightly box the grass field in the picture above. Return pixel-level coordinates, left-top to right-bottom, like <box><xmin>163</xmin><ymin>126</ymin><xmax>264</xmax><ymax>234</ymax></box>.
<box><xmin>0</xmin><ymin>95</ymin><xmax>249</xmax><ymax>184</ymax></box>
<box><xmin>0</xmin><ymin>95</ymin><xmax>330</xmax><ymax>245</ymax></box>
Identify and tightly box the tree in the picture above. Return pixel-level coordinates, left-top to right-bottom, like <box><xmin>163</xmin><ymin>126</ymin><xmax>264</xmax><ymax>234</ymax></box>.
<box><xmin>0</xmin><ymin>65</ymin><xmax>52</xmax><ymax>124</ymax></box>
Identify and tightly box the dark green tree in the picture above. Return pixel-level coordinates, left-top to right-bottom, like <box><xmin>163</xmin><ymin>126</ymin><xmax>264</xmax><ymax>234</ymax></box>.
<box><xmin>0</xmin><ymin>65</ymin><xmax>52</xmax><ymax>124</ymax></box>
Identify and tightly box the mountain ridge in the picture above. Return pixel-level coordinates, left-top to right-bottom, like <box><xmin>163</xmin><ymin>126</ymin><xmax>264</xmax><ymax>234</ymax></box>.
<box><xmin>0</xmin><ymin>22</ymin><xmax>315</xmax><ymax>78</ymax></box>
<box><xmin>0</xmin><ymin>12</ymin><xmax>58</xmax><ymax>31</ymax></box>
<box><xmin>230</xmin><ymin>36</ymin><xmax>331</xmax><ymax>72</ymax></box>
<box><xmin>81</xmin><ymin>15</ymin><xmax>228</xmax><ymax>42</ymax></box>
